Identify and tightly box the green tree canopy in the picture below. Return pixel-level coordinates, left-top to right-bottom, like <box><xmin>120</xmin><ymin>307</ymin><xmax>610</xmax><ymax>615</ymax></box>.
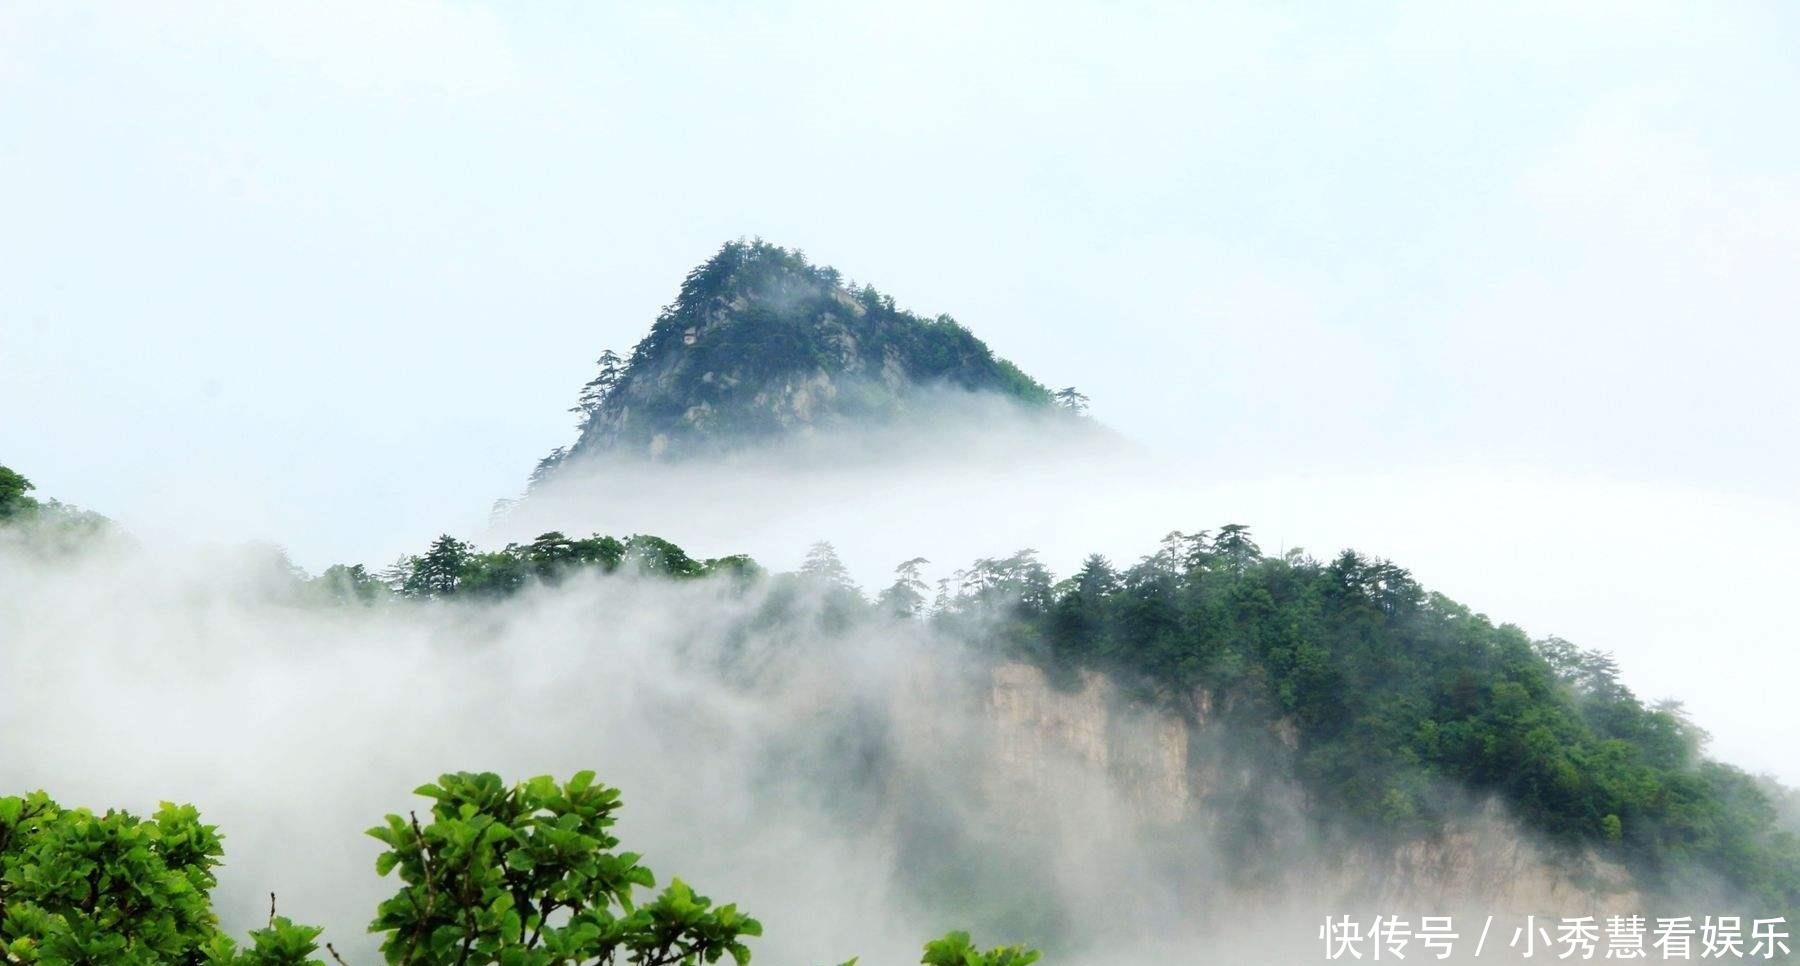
<box><xmin>0</xmin><ymin>466</ymin><xmax>37</xmax><ymax>519</ymax></box>
<box><xmin>368</xmin><ymin>771</ymin><xmax>760</xmax><ymax>966</ymax></box>
<box><xmin>5</xmin><ymin>776</ymin><xmax>1039</xmax><ymax>966</ymax></box>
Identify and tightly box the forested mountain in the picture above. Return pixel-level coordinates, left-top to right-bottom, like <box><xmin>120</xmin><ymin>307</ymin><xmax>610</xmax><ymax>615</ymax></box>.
<box><xmin>12</xmin><ymin>446</ymin><xmax>1757</xmax><ymax>922</ymax></box>
<box><xmin>303</xmin><ymin>523</ymin><xmax>1798</xmax><ymax>914</ymax></box>
<box><xmin>472</xmin><ymin>241</ymin><xmax>1797</xmax><ymax>915</ymax></box>
<box><xmin>532</xmin><ymin>240</ymin><xmax>1069</xmax><ymax>481</ymax></box>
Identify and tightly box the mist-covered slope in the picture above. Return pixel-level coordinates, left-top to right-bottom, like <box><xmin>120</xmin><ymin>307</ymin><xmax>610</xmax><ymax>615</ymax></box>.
<box><xmin>0</xmin><ymin>519</ymin><xmax>1668</xmax><ymax>964</ymax></box>
<box><xmin>6</xmin><ymin>499</ymin><xmax>1797</xmax><ymax>963</ymax></box>
<box><xmin>320</xmin><ymin>507</ymin><xmax>1800</xmax><ymax>921</ymax></box>
<box><xmin>533</xmin><ymin>240</ymin><xmax>1062</xmax><ymax>476</ymax></box>
<box><xmin>7</xmin><ymin>442</ymin><xmax>1800</xmax><ymax>961</ymax></box>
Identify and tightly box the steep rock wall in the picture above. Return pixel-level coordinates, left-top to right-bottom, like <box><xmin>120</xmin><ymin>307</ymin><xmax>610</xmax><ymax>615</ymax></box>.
<box><xmin>975</xmin><ymin>661</ymin><xmax>1642</xmax><ymax>916</ymax></box>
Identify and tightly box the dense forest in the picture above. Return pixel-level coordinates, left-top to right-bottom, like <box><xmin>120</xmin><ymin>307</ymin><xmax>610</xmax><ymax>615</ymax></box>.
<box><xmin>326</xmin><ymin>523</ymin><xmax>1800</xmax><ymax>912</ymax></box>
<box><xmin>112</xmin><ymin>494</ymin><xmax>1750</xmax><ymax>919</ymax></box>
<box><xmin>931</xmin><ymin>531</ymin><xmax>1800</xmax><ymax>911</ymax></box>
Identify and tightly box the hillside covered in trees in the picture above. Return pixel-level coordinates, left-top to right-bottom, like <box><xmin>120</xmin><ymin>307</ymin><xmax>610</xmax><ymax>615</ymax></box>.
<box><xmin>532</xmin><ymin>240</ymin><xmax>1072</xmax><ymax>482</ymax></box>
<box><xmin>4</xmin><ymin>457</ymin><xmax>1800</xmax><ymax>956</ymax></box>
<box><xmin>345</xmin><ymin>528</ymin><xmax>1799</xmax><ymax>913</ymax></box>
<box><xmin>92</xmin><ymin>479</ymin><xmax>1770</xmax><ymax>920</ymax></box>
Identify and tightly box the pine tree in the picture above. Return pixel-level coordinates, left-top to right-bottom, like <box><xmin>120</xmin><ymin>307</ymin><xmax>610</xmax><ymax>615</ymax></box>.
<box><xmin>529</xmin><ymin>446</ymin><xmax>568</xmax><ymax>491</ymax></box>
<box><xmin>877</xmin><ymin>556</ymin><xmax>931</xmax><ymax>617</ymax></box>
<box><xmin>799</xmin><ymin>541</ymin><xmax>855</xmax><ymax>591</ymax></box>
<box><xmin>571</xmin><ymin>350</ymin><xmax>625</xmax><ymax>430</ymax></box>
<box><xmin>401</xmin><ymin>535</ymin><xmax>474</xmax><ymax>598</ymax></box>
<box><xmin>1053</xmin><ymin>386</ymin><xmax>1090</xmax><ymax>415</ymax></box>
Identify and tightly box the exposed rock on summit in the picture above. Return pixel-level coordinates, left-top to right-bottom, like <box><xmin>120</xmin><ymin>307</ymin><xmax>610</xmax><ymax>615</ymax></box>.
<box><xmin>536</xmin><ymin>240</ymin><xmax>1060</xmax><ymax>476</ymax></box>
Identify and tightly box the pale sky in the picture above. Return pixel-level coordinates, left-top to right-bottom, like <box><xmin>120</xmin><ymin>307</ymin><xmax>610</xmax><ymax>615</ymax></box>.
<box><xmin>3</xmin><ymin>4</ymin><xmax>1798</xmax><ymax>777</ymax></box>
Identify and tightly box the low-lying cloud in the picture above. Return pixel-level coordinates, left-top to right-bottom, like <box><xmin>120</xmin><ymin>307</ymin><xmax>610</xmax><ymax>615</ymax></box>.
<box><xmin>4</xmin><ymin>396</ymin><xmax>1793</xmax><ymax>963</ymax></box>
<box><xmin>3</xmin><ymin>520</ymin><xmax>1657</xmax><ymax>965</ymax></box>
<box><xmin>506</xmin><ymin>394</ymin><xmax>1800</xmax><ymax>788</ymax></box>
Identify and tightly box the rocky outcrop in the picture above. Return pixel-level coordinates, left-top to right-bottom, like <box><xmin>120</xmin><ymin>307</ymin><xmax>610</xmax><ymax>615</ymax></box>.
<box><xmin>987</xmin><ymin>664</ymin><xmax>1189</xmax><ymax>824</ymax></box>
<box><xmin>975</xmin><ymin>660</ymin><xmax>1642</xmax><ymax>916</ymax></box>
<box><xmin>541</xmin><ymin>240</ymin><xmax>1058</xmax><ymax>470</ymax></box>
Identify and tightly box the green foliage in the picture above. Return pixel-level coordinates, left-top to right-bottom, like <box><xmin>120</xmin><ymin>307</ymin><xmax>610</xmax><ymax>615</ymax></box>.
<box><xmin>6</xmin><ymin>779</ymin><xmax>1036</xmax><ymax>966</ymax></box>
<box><xmin>401</xmin><ymin>536</ymin><xmax>476</xmax><ymax>598</ymax></box>
<box><xmin>877</xmin><ymin>557</ymin><xmax>931</xmax><ymax>618</ymax></box>
<box><xmin>528</xmin><ymin>450</ymin><xmax>568</xmax><ymax>492</ymax></box>
<box><xmin>570</xmin><ymin>351</ymin><xmax>625</xmax><ymax>437</ymax></box>
<box><xmin>368</xmin><ymin>771</ymin><xmax>761</xmax><ymax>966</ymax></box>
<box><xmin>0</xmin><ymin>467</ymin><xmax>37</xmax><ymax>520</ymax></box>
<box><xmin>919</xmin><ymin>931</ymin><xmax>1040</xmax><ymax>966</ymax></box>
<box><xmin>314</xmin><ymin>564</ymin><xmax>387</xmax><ymax>605</ymax></box>
<box><xmin>356</xmin><ymin>531</ymin><xmax>760</xmax><ymax>603</ymax></box>
<box><xmin>623</xmin><ymin>535</ymin><xmax>705</xmax><ymax>579</ymax></box>
<box><xmin>0</xmin><ymin>791</ymin><xmax>322</xmax><ymax>966</ymax></box>
<box><xmin>0</xmin><ymin>464</ymin><xmax>110</xmax><ymax>546</ymax></box>
<box><xmin>315</xmin><ymin>521</ymin><xmax>1800</xmax><ymax>908</ymax></box>
<box><xmin>200</xmin><ymin>918</ymin><xmax>326</xmax><ymax>966</ymax></box>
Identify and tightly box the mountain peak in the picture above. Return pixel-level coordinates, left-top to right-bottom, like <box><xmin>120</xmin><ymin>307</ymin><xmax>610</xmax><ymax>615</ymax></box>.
<box><xmin>536</xmin><ymin>240</ymin><xmax>1060</xmax><ymax>475</ymax></box>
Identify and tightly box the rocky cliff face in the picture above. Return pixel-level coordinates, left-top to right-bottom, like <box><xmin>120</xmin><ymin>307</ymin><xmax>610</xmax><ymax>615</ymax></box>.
<box><xmin>972</xmin><ymin>660</ymin><xmax>1641</xmax><ymax>916</ymax></box>
<box><xmin>987</xmin><ymin>663</ymin><xmax>1192</xmax><ymax>825</ymax></box>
